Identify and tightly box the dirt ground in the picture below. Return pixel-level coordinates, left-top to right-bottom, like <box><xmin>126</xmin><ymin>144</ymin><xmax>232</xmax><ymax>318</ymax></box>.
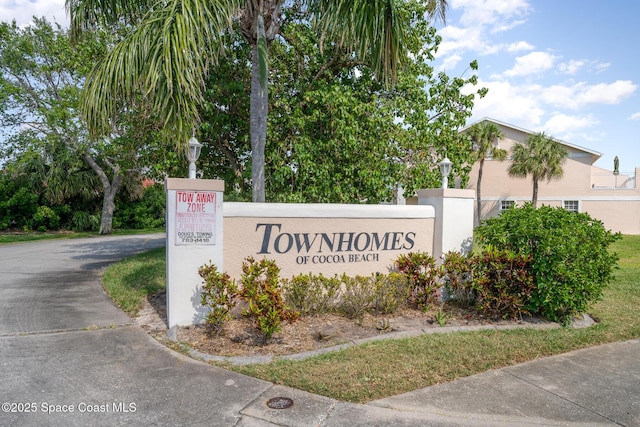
<box><xmin>134</xmin><ymin>291</ymin><xmax>526</xmax><ymax>358</ymax></box>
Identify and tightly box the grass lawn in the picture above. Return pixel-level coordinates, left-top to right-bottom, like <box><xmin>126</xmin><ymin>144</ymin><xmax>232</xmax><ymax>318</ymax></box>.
<box><xmin>102</xmin><ymin>235</ymin><xmax>640</xmax><ymax>403</ymax></box>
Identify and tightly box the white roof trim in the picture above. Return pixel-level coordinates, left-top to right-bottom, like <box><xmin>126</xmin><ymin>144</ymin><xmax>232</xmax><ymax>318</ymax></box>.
<box><xmin>461</xmin><ymin>117</ymin><xmax>602</xmax><ymax>161</ymax></box>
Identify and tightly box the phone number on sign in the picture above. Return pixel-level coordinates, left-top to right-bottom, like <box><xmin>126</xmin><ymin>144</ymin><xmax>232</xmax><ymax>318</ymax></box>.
<box><xmin>2</xmin><ymin>402</ymin><xmax>137</xmax><ymax>414</ymax></box>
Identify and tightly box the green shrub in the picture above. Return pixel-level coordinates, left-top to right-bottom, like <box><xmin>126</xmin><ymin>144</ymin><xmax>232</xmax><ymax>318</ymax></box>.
<box><xmin>238</xmin><ymin>257</ymin><xmax>299</xmax><ymax>341</ymax></box>
<box><xmin>374</xmin><ymin>273</ymin><xmax>411</xmax><ymax>314</ymax></box>
<box><xmin>470</xmin><ymin>249</ymin><xmax>535</xmax><ymax>320</ymax></box>
<box><xmin>395</xmin><ymin>251</ymin><xmax>439</xmax><ymax>309</ymax></box>
<box><xmin>441</xmin><ymin>251</ymin><xmax>476</xmax><ymax>307</ymax></box>
<box><xmin>476</xmin><ymin>204</ymin><xmax>621</xmax><ymax>323</ymax></box>
<box><xmin>1</xmin><ymin>186</ymin><xmax>39</xmax><ymax>230</ymax></box>
<box><xmin>198</xmin><ymin>262</ymin><xmax>238</xmax><ymax>333</ymax></box>
<box><xmin>114</xmin><ymin>184</ymin><xmax>166</xmax><ymax>229</ymax></box>
<box><xmin>70</xmin><ymin>210</ymin><xmax>100</xmax><ymax>232</ymax></box>
<box><xmin>33</xmin><ymin>205</ymin><xmax>60</xmax><ymax>231</ymax></box>
<box><xmin>338</xmin><ymin>274</ymin><xmax>376</xmax><ymax>321</ymax></box>
<box><xmin>281</xmin><ymin>273</ymin><xmax>341</xmax><ymax>316</ymax></box>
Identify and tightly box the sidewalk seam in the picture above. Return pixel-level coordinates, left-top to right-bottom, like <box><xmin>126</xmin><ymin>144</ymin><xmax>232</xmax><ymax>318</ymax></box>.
<box><xmin>504</xmin><ymin>371</ymin><xmax>625</xmax><ymax>426</ymax></box>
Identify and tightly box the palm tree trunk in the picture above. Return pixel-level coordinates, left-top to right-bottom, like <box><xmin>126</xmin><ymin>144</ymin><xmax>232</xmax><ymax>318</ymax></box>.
<box><xmin>476</xmin><ymin>158</ymin><xmax>484</xmax><ymax>224</ymax></box>
<box><xmin>250</xmin><ymin>44</ymin><xmax>268</xmax><ymax>203</ymax></box>
<box><xmin>532</xmin><ymin>179</ymin><xmax>539</xmax><ymax>207</ymax></box>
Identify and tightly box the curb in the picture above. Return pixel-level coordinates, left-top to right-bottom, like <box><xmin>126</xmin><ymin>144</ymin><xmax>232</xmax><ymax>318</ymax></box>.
<box><xmin>163</xmin><ymin>315</ymin><xmax>594</xmax><ymax>366</ymax></box>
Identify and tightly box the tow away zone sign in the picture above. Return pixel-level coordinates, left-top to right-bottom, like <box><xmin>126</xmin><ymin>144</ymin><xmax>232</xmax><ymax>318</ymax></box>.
<box><xmin>175</xmin><ymin>191</ymin><xmax>216</xmax><ymax>245</ymax></box>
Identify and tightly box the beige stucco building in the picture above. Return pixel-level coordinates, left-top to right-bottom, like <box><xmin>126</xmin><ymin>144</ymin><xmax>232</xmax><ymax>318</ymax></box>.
<box><xmin>463</xmin><ymin>118</ymin><xmax>640</xmax><ymax>235</ymax></box>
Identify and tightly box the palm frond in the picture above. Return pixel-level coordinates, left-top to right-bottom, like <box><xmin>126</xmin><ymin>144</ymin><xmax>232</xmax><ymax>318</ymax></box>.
<box><xmin>313</xmin><ymin>0</ymin><xmax>408</xmax><ymax>88</ymax></box>
<box><xmin>66</xmin><ymin>0</ymin><xmax>154</xmax><ymax>38</ymax></box>
<box><xmin>79</xmin><ymin>0</ymin><xmax>239</xmax><ymax>144</ymax></box>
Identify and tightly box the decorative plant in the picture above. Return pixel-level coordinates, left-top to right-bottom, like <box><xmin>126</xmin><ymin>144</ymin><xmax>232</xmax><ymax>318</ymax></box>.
<box><xmin>338</xmin><ymin>274</ymin><xmax>376</xmax><ymax>323</ymax></box>
<box><xmin>470</xmin><ymin>249</ymin><xmax>534</xmax><ymax>320</ymax></box>
<box><xmin>441</xmin><ymin>250</ymin><xmax>476</xmax><ymax>307</ymax></box>
<box><xmin>198</xmin><ymin>262</ymin><xmax>238</xmax><ymax>334</ymax></box>
<box><xmin>281</xmin><ymin>273</ymin><xmax>341</xmax><ymax>316</ymax></box>
<box><xmin>238</xmin><ymin>257</ymin><xmax>298</xmax><ymax>342</ymax></box>
<box><xmin>395</xmin><ymin>251</ymin><xmax>439</xmax><ymax>310</ymax></box>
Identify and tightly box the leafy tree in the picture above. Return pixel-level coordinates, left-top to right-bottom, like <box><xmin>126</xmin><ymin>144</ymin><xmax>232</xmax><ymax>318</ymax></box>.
<box><xmin>0</xmin><ymin>18</ymin><xmax>158</xmax><ymax>234</ymax></box>
<box><xmin>508</xmin><ymin>132</ymin><xmax>568</xmax><ymax>206</ymax></box>
<box><xmin>66</xmin><ymin>0</ymin><xmax>449</xmax><ymax>203</ymax></box>
<box><xmin>466</xmin><ymin>122</ymin><xmax>507</xmax><ymax>224</ymax></box>
<box><xmin>190</xmin><ymin>3</ymin><xmax>483</xmax><ymax>202</ymax></box>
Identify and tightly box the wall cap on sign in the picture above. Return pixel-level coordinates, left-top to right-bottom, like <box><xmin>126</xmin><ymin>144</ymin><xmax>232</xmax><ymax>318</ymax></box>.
<box><xmin>415</xmin><ymin>188</ymin><xmax>475</xmax><ymax>199</ymax></box>
<box><xmin>224</xmin><ymin>202</ymin><xmax>435</xmax><ymax>219</ymax></box>
<box><xmin>165</xmin><ymin>178</ymin><xmax>224</xmax><ymax>192</ymax></box>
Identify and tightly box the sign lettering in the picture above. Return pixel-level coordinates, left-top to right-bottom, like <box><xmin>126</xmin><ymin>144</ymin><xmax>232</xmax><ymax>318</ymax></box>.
<box><xmin>175</xmin><ymin>191</ymin><xmax>216</xmax><ymax>245</ymax></box>
<box><xmin>255</xmin><ymin>223</ymin><xmax>415</xmax><ymax>266</ymax></box>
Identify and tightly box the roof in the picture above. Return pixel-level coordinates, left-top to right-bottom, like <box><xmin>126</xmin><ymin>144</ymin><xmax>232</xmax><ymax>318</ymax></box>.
<box><xmin>461</xmin><ymin>117</ymin><xmax>603</xmax><ymax>165</ymax></box>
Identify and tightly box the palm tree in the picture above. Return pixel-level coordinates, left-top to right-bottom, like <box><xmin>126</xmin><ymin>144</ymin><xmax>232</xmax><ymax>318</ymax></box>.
<box><xmin>66</xmin><ymin>0</ymin><xmax>448</xmax><ymax>202</ymax></box>
<box><xmin>508</xmin><ymin>132</ymin><xmax>568</xmax><ymax>206</ymax></box>
<box><xmin>467</xmin><ymin>121</ymin><xmax>506</xmax><ymax>225</ymax></box>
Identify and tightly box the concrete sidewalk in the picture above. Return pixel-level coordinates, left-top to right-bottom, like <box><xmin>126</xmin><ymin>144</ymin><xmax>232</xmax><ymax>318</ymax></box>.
<box><xmin>233</xmin><ymin>338</ymin><xmax>640</xmax><ymax>426</ymax></box>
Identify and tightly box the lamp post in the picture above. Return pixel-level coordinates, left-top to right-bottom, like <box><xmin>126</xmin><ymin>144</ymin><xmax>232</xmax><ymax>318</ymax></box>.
<box><xmin>187</xmin><ymin>136</ymin><xmax>203</xmax><ymax>179</ymax></box>
<box><xmin>439</xmin><ymin>157</ymin><xmax>452</xmax><ymax>189</ymax></box>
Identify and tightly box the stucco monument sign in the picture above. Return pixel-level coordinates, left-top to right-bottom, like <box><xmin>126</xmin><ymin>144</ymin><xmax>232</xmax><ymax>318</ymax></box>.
<box><xmin>222</xmin><ymin>203</ymin><xmax>436</xmax><ymax>280</ymax></box>
<box><xmin>166</xmin><ymin>179</ymin><xmax>474</xmax><ymax>328</ymax></box>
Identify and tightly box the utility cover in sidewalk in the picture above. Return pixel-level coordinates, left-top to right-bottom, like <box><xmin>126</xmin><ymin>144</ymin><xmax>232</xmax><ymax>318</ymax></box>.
<box><xmin>266</xmin><ymin>397</ymin><xmax>294</xmax><ymax>409</ymax></box>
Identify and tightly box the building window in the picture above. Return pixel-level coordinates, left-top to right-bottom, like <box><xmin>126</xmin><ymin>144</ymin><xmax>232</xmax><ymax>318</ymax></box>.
<box><xmin>563</xmin><ymin>200</ymin><xmax>579</xmax><ymax>212</ymax></box>
<box><xmin>500</xmin><ymin>200</ymin><xmax>515</xmax><ymax>212</ymax></box>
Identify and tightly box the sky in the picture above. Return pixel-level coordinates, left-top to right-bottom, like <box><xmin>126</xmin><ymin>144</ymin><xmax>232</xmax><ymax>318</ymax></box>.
<box><xmin>432</xmin><ymin>0</ymin><xmax>639</xmax><ymax>172</ymax></box>
<box><xmin>2</xmin><ymin>0</ymin><xmax>638</xmax><ymax>172</ymax></box>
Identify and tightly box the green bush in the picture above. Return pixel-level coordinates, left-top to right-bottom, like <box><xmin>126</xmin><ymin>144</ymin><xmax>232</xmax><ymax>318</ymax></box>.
<box><xmin>470</xmin><ymin>249</ymin><xmax>535</xmax><ymax>320</ymax></box>
<box><xmin>338</xmin><ymin>274</ymin><xmax>376</xmax><ymax>321</ymax></box>
<box><xmin>281</xmin><ymin>273</ymin><xmax>341</xmax><ymax>316</ymax></box>
<box><xmin>238</xmin><ymin>257</ymin><xmax>299</xmax><ymax>341</ymax></box>
<box><xmin>475</xmin><ymin>204</ymin><xmax>621</xmax><ymax>323</ymax></box>
<box><xmin>0</xmin><ymin>186</ymin><xmax>39</xmax><ymax>230</ymax></box>
<box><xmin>70</xmin><ymin>210</ymin><xmax>100</xmax><ymax>232</ymax></box>
<box><xmin>114</xmin><ymin>184</ymin><xmax>166</xmax><ymax>229</ymax></box>
<box><xmin>374</xmin><ymin>273</ymin><xmax>411</xmax><ymax>314</ymax></box>
<box><xmin>33</xmin><ymin>205</ymin><xmax>60</xmax><ymax>231</ymax></box>
<box><xmin>198</xmin><ymin>262</ymin><xmax>238</xmax><ymax>333</ymax></box>
<box><xmin>441</xmin><ymin>251</ymin><xmax>476</xmax><ymax>307</ymax></box>
<box><xmin>394</xmin><ymin>251</ymin><xmax>439</xmax><ymax>309</ymax></box>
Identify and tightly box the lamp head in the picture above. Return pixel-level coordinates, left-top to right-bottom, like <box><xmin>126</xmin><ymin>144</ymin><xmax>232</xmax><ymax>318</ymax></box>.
<box><xmin>187</xmin><ymin>136</ymin><xmax>203</xmax><ymax>163</ymax></box>
<box><xmin>440</xmin><ymin>157</ymin><xmax>452</xmax><ymax>178</ymax></box>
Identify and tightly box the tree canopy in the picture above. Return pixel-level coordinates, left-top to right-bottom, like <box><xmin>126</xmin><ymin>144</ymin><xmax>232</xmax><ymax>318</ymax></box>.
<box><xmin>0</xmin><ymin>18</ymin><xmax>159</xmax><ymax>233</ymax></box>
<box><xmin>188</xmin><ymin>2</ymin><xmax>484</xmax><ymax>202</ymax></box>
<box><xmin>466</xmin><ymin>122</ymin><xmax>506</xmax><ymax>224</ymax></box>
<box><xmin>508</xmin><ymin>132</ymin><xmax>568</xmax><ymax>206</ymax></box>
<box><xmin>66</xmin><ymin>0</ymin><xmax>451</xmax><ymax>202</ymax></box>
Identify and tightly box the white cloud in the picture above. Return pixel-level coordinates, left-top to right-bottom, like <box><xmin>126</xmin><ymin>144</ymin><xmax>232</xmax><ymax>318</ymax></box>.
<box><xmin>502</xmin><ymin>51</ymin><xmax>557</xmax><ymax>77</ymax></box>
<box><xmin>593</xmin><ymin>62</ymin><xmax>611</xmax><ymax>74</ymax></box>
<box><xmin>464</xmin><ymin>79</ymin><xmax>545</xmax><ymax>128</ymax></box>
<box><xmin>558</xmin><ymin>59</ymin><xmax>585</xmax><ymax>75</ymax></box>
<box><xmin>464</xmin><ymin>77</ymin><xmax>636</xmax><ymax>138</ymax></box>
<box><xmin>453</xmin><ymin>0</ymin><xmax>532</xmax><ymax>28</ymax></box>
<box><xmin>543</xmin><ymin>114</ymin><xmax>597</xmax><ymax>134</ymax></box>
<box><xmin>441</xmin><ymin>53</ymin><xmax>463</xmax><ymax>71</ymax></box>
<box><xmin>0</xmin><ymin>0</ymin><xmax>68</xmax><ymax>27</ymax></box>
<box><xmin>506</xmin><ymin>41</ymin><xmax>534</xmax><ymax>52</ymax></box>
<box><xmin>437</xmin><ymin>0</ymin><xmax>533</xmax><ymax>65</ymax></box>
<box><xmin>541</xmin><ymin>80</ymin><xmax>637</xmax><ymax>109</ymax></box>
